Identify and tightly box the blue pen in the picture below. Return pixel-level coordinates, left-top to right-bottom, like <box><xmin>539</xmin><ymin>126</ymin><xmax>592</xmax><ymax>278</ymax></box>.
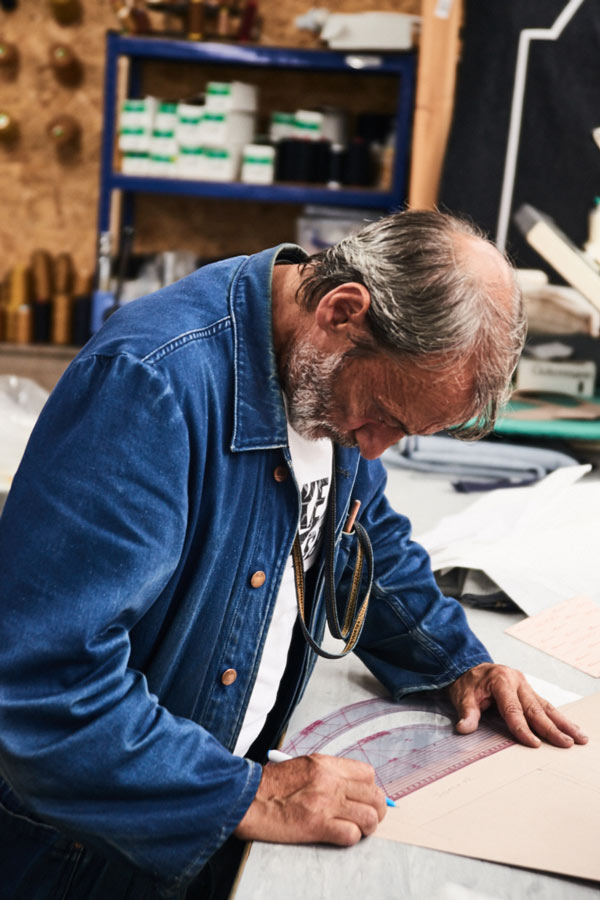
<box><xmin>267</xmin><ymin>749</ymin><xmax>396</xmax><ymax>808</ymax></box>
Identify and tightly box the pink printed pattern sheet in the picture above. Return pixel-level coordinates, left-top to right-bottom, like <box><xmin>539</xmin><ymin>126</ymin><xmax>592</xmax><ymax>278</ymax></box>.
<box><xmin>506</xmin><ymin>595</ymin><xmax>600</xmax><ymax>677</ymax></box>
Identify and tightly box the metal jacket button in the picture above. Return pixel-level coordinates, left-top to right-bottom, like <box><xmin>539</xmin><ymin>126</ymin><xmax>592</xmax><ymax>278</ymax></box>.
<box><xmin>250</xmin><ymin>570</ymin><xmax>266</xmax><ymax>588</ymax></box>
<box><xmin>273</xmin><ymin>465</ymin><xmax>288</xmax><ymax>482</ymax></box>
<box><xmin>221</xmin><ymin>668</ymin><xmax>237</xmax><ymax>685</ymax></box>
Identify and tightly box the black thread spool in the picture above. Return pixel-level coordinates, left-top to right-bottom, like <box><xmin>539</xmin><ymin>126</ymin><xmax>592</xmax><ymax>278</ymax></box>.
<box><xmin>344</xmin><ymin>138</ymin><xmax>373</xmax><ymax>187</ymax></box>
<box><xmin>276</xmin><ymin>139</ymin><xmax>313</xmax><ymax>182</ymax></box>
<box><xmin>311</xmin><ymin>139</ymin><xmax>331</xmax><ymax>184</ymax></box>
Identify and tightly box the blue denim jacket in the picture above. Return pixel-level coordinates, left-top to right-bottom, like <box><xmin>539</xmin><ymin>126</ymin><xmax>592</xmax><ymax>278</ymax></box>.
<box><xmin>0</xmin><ymin>245</ymin><xmax>491</xmax><ymax>895</ymax></box>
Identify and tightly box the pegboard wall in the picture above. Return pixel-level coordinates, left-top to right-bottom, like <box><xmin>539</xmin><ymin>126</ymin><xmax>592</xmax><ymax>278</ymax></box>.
<box><xmin>0</xmin><ymin>0</ymin><xmax>419</xmax><ymax>282</ymax></box>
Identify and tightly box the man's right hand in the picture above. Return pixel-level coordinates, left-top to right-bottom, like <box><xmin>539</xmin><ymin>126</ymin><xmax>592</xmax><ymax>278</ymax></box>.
<box><xmin>233</xmin><ymin>754</ymin><xmax>387</xmax><ymax>846</ymax></box>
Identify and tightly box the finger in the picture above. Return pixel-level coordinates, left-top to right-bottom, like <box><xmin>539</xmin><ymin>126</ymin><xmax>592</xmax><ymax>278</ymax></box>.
<box><xmin>455</xmin><ymin>708</ymin><xmax>481</xmax><ymax>734</ymax></box>
<box><xmin>339</xmin><ymin>778</ymin><xmax>387</xmax><ymax>822</ymax></box>
<box><xmin>452</xmin><ymin>687</ymin><xmax>482</xmax><ymax>734</ymax></box>
<box><xmin>542</xmin><ymin>703</ymin><xmax>588</xmax><ymax>744</ymax></box>
<box><xmin>336</xmin><ymin>798</ymin><xmax>381</xmax><ymax>838</ymax></box>
<box><xmin>520</xmin><ymin>691</ymin><xmax>588</xmax><ymax>748</ymax></box>
<box><xmin>324</xmin><ymin>818</ymin><xmax>362</xmax><ymax>847</ymax></box>
<box><xmin>494</xmin><ymin>686</ymin><xmax>542</xmax><ymax>747</ymax></box>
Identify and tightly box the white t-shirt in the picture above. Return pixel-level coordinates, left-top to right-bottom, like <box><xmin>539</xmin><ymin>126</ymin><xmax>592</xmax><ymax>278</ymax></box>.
<box><xmin>233</xmin><ymin>421</ymin><xmax>332</xmax><ymax>756</ymax></box>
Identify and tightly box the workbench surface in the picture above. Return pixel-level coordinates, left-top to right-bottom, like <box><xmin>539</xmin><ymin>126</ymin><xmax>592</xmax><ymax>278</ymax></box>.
<box><xmin>235</xmin><ymin>466</ymin><xmax>600</xmax><ymax>900</ymax></box>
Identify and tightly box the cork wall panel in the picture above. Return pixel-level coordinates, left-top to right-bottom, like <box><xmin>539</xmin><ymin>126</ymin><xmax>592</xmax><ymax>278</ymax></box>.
<box><xmin>1</xmin><ymin>0</ymin><xmax>418</xmax><ymax>280</ymax></box>
<box><xmin>0</xmin><ymin>0</ymin><xmax>115</xmax><ymax>283</ymax></box>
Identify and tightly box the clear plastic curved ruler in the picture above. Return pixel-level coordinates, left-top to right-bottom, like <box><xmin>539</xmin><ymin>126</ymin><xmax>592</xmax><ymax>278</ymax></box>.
<box><xmin>282</xmin><ymin>694</ymin><xmax>513</xmax><ymax>801</ymax></box>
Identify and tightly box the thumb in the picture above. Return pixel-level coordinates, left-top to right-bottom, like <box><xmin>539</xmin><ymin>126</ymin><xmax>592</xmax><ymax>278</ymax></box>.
<box><xmin>454</xmin><ymin>694</ymin><xmax>481</xmax><ymax>734</ymax></box>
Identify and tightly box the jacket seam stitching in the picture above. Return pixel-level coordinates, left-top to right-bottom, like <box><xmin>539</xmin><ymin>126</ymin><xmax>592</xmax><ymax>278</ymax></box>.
<box><xmin>141</xmin><ymin>317</ymin><xmax>232</xmax><ymax>364</ymax></box>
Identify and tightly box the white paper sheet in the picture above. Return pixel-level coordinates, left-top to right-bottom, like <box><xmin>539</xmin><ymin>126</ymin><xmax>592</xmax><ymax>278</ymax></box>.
<box><xmin>417</xmin><ymin>465</ymin><xmax>600</xmax><ymax>615</ymax></box>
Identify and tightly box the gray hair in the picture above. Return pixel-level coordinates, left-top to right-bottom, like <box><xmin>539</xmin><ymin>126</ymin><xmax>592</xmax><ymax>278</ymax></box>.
<box><xmin>297</xmin><ymin>209</ymin><xmax>526</xmax><ymax>439</ymax></box>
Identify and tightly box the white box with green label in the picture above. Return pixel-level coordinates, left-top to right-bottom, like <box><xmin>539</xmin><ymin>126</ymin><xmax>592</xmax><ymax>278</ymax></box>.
<box><xmin>200</xmin><ymin>110</ymin><xmax>255</xmax><ymax>148</ymax></box>
<box><xmin>205</xmin><ymin>80</ymin><xmax>257</xmax><ymax>112</ymax></box>
<box><xmin>202</xmin><ymin>146</ymin><xmax>242</xmax><ymax>182</ymax></box>
<box><xmin>119</xmin><ymin>97</ymin><xmax>157</xmax><ymax>152</ymax></box>
<box><xmin>241</xmin><ymin>144</ymin><xmax>275</xmax><ymax>184</ymax></box>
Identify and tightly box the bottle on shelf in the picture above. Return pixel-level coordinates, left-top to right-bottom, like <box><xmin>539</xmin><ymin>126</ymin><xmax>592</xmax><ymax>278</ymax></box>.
<box><xmin>187</xmin><ymin>0</ymin><xmax>204</xmax><ymax>40</ymax></box>
<box><xmin>237</xmin><ymin>0</ymin><xmax>257</xmax><ymax>41</ymax></box>
<box><xmin>51</xmin><ymin>252</ymin><xmax>74</xmax><ymax>345</ymax></box>
<box><xmin>202</xmin><ymin>0</ymin><xmax>219</xmax><ymax>37</ymax></box>
<box><xmin>129</xmin><ymin>1</ymin><xmax>153</xmax><ymax>32</ymax></box>
<box><xmin>111</xmin><ymin>0</ymin><xmax>153</xmax><ymax>34</ymax></box>
<box><xmin>72</xmin><ymin>271</ymin><xmax>93</xmax><ymax>346</ymax></box>
<box><xmin>5</xmin><ymin>264</ymin><xmax>33</xmax><ymax>345</ymax></box>
<box><xmin>227</xmin><ymin>0</ymin><xmax>242</xmax><ymax>37</ymax></box>
<box><xmin>216</xmin><ymin>2</ymin><xmax>230</xmax><ymax>38</ymax></box>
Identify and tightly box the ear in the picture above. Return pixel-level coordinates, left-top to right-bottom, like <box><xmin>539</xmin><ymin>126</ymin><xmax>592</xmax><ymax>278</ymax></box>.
<box><xmin>314</xmin><ymin>282</ymin><xmax>371</xmax><ymax>335</ymax></box>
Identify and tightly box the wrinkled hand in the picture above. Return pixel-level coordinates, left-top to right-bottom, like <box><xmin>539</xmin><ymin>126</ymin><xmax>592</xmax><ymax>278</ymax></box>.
<box><xmin>234</xmin><ymin>754</ymin><xmax>387</xmax><ymax>846</ymax></box>
<box><xmin>448</xmin><ymin>663</ymin><xmax>588</xmax><ymax>748</ymax></box>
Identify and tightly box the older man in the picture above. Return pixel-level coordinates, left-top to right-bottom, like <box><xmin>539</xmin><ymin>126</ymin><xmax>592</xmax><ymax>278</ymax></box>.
<box><xmin>0</xmin><ymin>210</ymin><xmax>586</xmax><ymax>900</ymax></box>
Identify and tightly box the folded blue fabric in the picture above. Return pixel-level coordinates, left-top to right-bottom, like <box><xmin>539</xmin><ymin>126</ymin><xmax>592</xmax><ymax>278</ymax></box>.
<box><xmin>383</xmin><ymin>434</ymin><xmax>578</xmax><ymax>489</ymax></box>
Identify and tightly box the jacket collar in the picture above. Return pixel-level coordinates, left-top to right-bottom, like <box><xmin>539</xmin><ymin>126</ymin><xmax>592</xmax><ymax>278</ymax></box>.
<box><xmin>229</xmin><ymin>244</ymin><xmax>308</xmax><ymax>452</ymax></box>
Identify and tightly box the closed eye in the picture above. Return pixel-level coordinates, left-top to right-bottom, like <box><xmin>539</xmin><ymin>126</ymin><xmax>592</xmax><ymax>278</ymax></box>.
<box><xmin>376</xmin><ymin>414</ymin><xmax>411</xmax><ymax>435</ymax></box>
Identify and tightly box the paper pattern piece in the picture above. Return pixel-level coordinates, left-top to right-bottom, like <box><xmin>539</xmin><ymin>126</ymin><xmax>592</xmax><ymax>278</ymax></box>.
<box><xmin>376</xmin><ymin>692</ymin><xmax>600</xmax><ymax>883</ymax></box>
<box><xmin>417</xmin><ymin>464</ymin><xmax>600</xmax><ymax>616</ymax></box>
<box><xmin>506</xmin><ymin>596</ymin><xmax>600</xmax><ymax>677</ymax></box>
<box><xmin>283</xmin><ymin>695</ymin><xmax>513</xmax><ymax>800</ymax></box>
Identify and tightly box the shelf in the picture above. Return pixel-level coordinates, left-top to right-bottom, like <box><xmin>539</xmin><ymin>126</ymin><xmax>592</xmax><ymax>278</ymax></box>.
<box><xmin>98</xmin><ymin>32</ymin><xmax>415</xmax><ymax>241</ymax></box>
<box><xmin>0</xmin><ymin>342</ymin><xmax>79</xmax><ymax>359</ymax></box>
<box><xmin>109</xmin><ymin>173</ymin><xmax>396</xmax><ymax>209</ymax></box>
<box><xmin>107</xmin><ymin>33</ymin><xmax>415</xmax><ymax>75</ymax></box>
<box><xmin>0</xmin><ymin>343</ymin><xmax>79</xmax><ymax>393</ymax></box>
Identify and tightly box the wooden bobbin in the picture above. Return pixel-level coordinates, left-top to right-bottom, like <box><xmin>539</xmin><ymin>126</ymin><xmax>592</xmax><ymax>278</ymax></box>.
<box><xmin>51</xmin><ymin>251</ymin><xmax>74</xmax><ymax>344</ymax></box>
<box><xmin>13</xmin><ymin>305</ymin><xmax>33</xmax><ymax>344</ymax></box>
<box><xmin>51</xmin><ymin>293</ymin><xmax>72</xmax><ymax>344</ymax></box>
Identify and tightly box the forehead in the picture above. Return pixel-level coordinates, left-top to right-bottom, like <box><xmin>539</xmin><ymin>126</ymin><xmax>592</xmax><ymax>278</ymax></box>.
<box><xmin>358</xmin><ymin>354</ymin><xmax>476</xmax><ymax>430</ymax></box>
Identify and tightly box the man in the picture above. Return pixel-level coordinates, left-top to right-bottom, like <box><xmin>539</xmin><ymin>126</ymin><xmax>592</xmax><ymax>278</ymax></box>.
<box><xmin>0</xmin><ymin>210</ymin><xmax>586</xmax><ymax>900</ymax></box>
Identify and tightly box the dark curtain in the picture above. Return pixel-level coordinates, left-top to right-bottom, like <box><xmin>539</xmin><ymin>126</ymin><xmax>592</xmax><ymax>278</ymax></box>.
<box><xmin>439</xmin><ymin>0</ymin><xmax>600</xmax><ymax>274</ymax></box>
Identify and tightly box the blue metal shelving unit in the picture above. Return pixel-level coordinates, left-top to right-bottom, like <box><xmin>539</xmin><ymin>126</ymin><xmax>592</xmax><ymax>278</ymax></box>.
<box><xmin>98</xmin><ymin>31</ymin><xmax>416</xmax><ymax>238</ymax></box>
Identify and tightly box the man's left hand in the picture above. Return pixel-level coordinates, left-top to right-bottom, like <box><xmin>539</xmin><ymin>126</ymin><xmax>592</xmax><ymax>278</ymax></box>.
<box><xmin>448</xmin><ymin>663</ymin><xmax>588</xmax><ymax>748</ymax></box>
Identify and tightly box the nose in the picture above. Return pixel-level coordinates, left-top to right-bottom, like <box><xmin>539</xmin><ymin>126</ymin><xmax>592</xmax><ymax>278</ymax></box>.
<box><xmin>354</xmin><ymin>424</ymin><xmax>403</xmax><ymax>460</ymax></box>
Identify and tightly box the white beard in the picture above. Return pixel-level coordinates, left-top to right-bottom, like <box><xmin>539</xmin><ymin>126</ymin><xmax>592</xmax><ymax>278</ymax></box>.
<box><xmin>282</xmin><ymin>337</ymin><xmax>357</xmax><ymax>448</ymax></box>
